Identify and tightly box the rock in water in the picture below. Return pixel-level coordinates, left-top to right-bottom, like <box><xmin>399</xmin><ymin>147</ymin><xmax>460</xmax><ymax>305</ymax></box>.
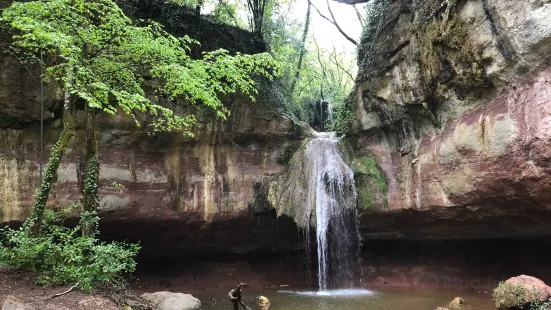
<box><xmin>493</xmin><ymin>275</ymin><xmax>551</xmax><ymax>310</ymax></box>
<box><xmin>140</xmin><ymin>292</ymin><xmax>201</xmax><ymax>310</ymax></box>
<box><xmin>376</xmin><ymin>277</ymin><xmax>388</xmax><ymax>285</ymax></box>
<box><xmin>449</xmin><ymin>297</ymin><xmax>465</xmax><ymax>309</ymax></box>
<box><xmin>435</xmin><ymin>297</ymin><xmax>468</xmax><ymax>310</ymax></box>
<box><xmin>1</xmin><ymin>296</ymin><xmax>36</xmax><ymax>310</ymax></box>
<box><xmin>254</xmin><ymin>296</ymin><xmax>270</xmax><ymax>310</ymax></box>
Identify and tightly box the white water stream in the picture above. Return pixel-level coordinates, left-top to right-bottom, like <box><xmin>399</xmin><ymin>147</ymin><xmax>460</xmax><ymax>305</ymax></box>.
<box><xmin>301</xmin><ymin>135</ymin><xmax>360</xmax><ymax>291</ymax></box>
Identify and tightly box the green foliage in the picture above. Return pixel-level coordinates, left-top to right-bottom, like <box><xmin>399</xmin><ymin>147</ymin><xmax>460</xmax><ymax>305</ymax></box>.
<box><xmin>111</xmin><ymin>181</ymin><xmax>126</xmax><ymax>194</ymax></box>
<box><xmin>1</xmin><ymin>0</ymin><xmax>279</xmax><ymax>136</ymax></box>
<box><xmin>327</xmin><ymin>97</ymin><xmax>354</xmax><ymax>134</ymax></box>
<box><xmin>28</xmin><ymin>118</ymin><xmax>75</xmax><ymax>235</ymax></box>
<box><xmin>211</xmin><ymin>1</ymin><xmax>242</xmax><ymax>26</ymax></box>
<box><xmin>357</xmin><ymin>157</ymin><xmax>387</xmax><ymax>194</ymax></box>
<box><xmin>83</xmin><ymin>152</ymin><xmax>100</xmax><ymax>235</ymax></box>
<box><xmin>168</xmin><ymin>0</ymin><xmax>244</xmax><ymax>27</ymax></box>
<box><xmin>493</xmin><ymin>282</ymin><xmax>551</xmax><ymax>310</ymax></box>
<box><xmin>531</xmin><ymin>297</ymin><xmax>551</xmax><ymax>310</ymax></box>
<box><xmin>353</xmin><ymin>156</ymin><xmax>388</xmax><ymax>210</ymax></box>
<box><xmin>0</xmin><ymin>207</ymin><xmax>140</xmax><ymax>291</ymax></box>
<box><xmin>264</xmin><ymin>7</ymin><xmax>355</xmax><ymax>130</ymax></box>
<box><xmin>357</xmin><ymin>0</ymin><xmax>385</xmax><ymax>79</ymax></box>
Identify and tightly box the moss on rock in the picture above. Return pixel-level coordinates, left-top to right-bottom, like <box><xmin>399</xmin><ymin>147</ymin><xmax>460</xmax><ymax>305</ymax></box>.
<box><xmin>493</xmin><ymin>275</ymin><xmax>551</xmax><ymax>310</ymax></box>
<box><xmin>418</xmin><ymin>13</ymin><xmax>490</xmax><ymax>99</ymax></box>
<box><xmin>352</xmin><ymin>156</ymin><xmax>388</xmax><ymax>211</ymax></box>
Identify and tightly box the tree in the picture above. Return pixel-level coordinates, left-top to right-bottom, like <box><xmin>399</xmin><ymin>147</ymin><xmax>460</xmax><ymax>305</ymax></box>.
<box><xmin>309</xmin><ymin>0</ymin><xmax>358</xmax><ymax>46</ymax></box>
<box><xmin>290</xmin><ymin>0</ymin><xmax>311</xmax><ymax>94</ymax></box>
<box><xmin>247</xmin><ymin>0</ymin><xmax>270</xmax><ymax>36</ymax></box>
<box><xmin>1</xmin><ymin>0</ymin><xmax>278</xmax><ymax>235</ymax></box>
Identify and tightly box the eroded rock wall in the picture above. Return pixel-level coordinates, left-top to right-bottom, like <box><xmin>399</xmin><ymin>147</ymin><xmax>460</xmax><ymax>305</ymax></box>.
<box><xmin>0</xmin><ymin>0</ymin><xmax>301</xmax><ymax>256</ymax></box>
<box><xmin>0</xmin><ymin>91</ymin><xmax>300</xmax><ymax>251</ymax></box>
<box><xmin>353</xmin><ymin>0</ymin><xmax>551</xmax><ymax>238</ymax></box>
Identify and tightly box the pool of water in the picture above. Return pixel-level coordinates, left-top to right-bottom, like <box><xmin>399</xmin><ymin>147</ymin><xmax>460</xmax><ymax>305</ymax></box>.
<box><xmin>194</xmin><ymin>287</ymin><xmax>494</xmax><ymax>310</ymax></box>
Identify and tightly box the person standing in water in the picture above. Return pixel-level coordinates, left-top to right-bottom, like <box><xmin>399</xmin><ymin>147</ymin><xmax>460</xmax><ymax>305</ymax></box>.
<box><xmin>228</xmin><ymin>283</ymin><xmax>251</xmax><ymax>310</ymax></box>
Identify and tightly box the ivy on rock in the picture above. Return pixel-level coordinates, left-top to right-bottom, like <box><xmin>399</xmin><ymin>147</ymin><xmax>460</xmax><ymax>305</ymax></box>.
<box><xmin>0</xmin><ymin>0</ymin><xmax>279</xmax><ymax>289</ymax></box>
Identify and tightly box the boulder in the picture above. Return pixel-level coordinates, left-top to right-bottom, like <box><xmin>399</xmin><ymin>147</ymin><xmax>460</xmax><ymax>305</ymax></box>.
<box><xmin>435</xmin><ymin>297</ymin><xmax>470</xmax><ymax>310</ymax></box>
<box><xmin>1</xmin><ymin>296</ymin><xmax>36</xmax><ymax>310</ymax></box>
<box><xmin>254</xmin><ymin>296</ymin><xmax>270</xmax><ymax>310</ymax></box>
<box><xmin>493</xmin><ymin>275</ymin><xmax>551</xmax><ymax>310</ymax></box>
<box><xmin>140</xmin><ymin>292</ymin><xmax>200</xmax><ymax>310</ymax></box>
<box><xmin>449</xmin><ymin>297</ymin><xmax>465</xmax><ymax>309</ymax></box>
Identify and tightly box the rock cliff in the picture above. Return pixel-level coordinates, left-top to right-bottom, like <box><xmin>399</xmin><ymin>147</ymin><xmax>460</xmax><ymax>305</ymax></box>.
<box><xmin>2</xmin><ymin>0</ymin><xmax>551</xmax><ymax>264</ymax></box>
<box><xmin>0</xmin><ymin>0</ymin><xmax>301</xmax><ymax>257</ymax></box>
<box><xmin>352</xmin><ymin>0</ymin><xmax>551</xmax><ymax>239</ymax></box>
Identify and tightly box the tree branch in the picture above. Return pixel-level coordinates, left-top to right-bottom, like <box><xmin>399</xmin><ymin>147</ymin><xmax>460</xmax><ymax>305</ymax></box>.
<box><xmin>333</xmin><ymin>0</ymin><xmax>370</xmax><ymax>4</ymax></box>
<box><xmin>290</xmin><ymin>0</ymin><xmax>312</xmax><ymax>93</ymax></box>
<box><xmin>51</xmin><ymin>282</ymin><xmax>80</xmax><ymax>298</ymax></box>
<box><xmin>328</xmin><ymin>47</ymin><xmax>354</xmax><ymax>81</ymax></box>
<box><xmin>353</xmin><ymin>4</ymin><xmax>365</xmax><ymax>28</ymax></box>
<box><xmin>313</xmin><ymin>38</ymin><xmax>326</xmax><ymax>100</ymax></box>
<box><xmin>308</xmin><ymin>0</ymin><xmax>358</xmax><ymax>46</ymax></box>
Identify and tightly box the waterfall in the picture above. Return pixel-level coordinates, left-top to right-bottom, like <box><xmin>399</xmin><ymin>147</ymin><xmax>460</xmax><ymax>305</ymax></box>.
<box><xmin>301</xmin><ymin>134</ymin><xmax>360</xmax><ymax>291</ymax></box>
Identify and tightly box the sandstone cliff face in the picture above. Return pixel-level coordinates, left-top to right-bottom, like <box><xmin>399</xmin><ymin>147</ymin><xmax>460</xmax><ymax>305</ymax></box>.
<box><xmin>353</xmin><ymin>0</ymin><xmax>551</xmax><ymax>238</ymax></box>
<box><xmin>0</xmin><ymin>1</ymin><xmax>301</xmax><ymax>256</ymax></box>
<box><xmin>0</xmin><ymin>88</ymin><xmax>299</xmax><ymax>254</ymax></box>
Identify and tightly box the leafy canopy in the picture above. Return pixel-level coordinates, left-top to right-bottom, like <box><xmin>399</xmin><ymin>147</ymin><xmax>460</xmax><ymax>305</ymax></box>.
<box><xmin>264</xmin><ymin>7</ymin><xmax>356</xmax><ymax>131</ymax></box>
<box><xmin>1</xmin><ymin>0</ymin><xmax>280</xmax><ymax>135</ymax></box>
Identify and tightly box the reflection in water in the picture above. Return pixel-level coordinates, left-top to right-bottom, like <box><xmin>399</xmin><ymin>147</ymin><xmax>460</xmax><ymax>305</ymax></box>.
<box><xmin>194</xmin><ymin>287</ymin><xmax>494</xmax><ymax>310</ymax></box>
<box><xmin>279</xmin><ymin>289</ymin><xmax>374</xmax><ymax>296</ymax></box>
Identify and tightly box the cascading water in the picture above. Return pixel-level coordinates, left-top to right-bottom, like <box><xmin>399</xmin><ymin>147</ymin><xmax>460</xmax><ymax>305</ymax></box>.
<box><xmin>301</xmin><ymin>134</ymin><xmax>360</xmax><ymax>291</ymax></box>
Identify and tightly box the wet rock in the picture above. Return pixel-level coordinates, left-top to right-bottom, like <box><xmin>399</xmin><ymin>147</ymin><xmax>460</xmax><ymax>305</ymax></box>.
<box><xmin>254</xmin><ymin>296</ymin><xmax>270</xmax><ymax>310</ymax></box>
<box><xmin>1</xmin><ymin>296</ymin><xmax>36</xmax><ymax>310</ymax></box>
<box><xmin>140</xmin><ymin>292</ymin><xmax>201</xmax><ymax>310</ymax></box>
<box><xmin>449</xmin><ymin>297</ymin><xmax>465</xmax><ymax>309</ymax></box>
<box><xmin>493</xmin><ymin>275</ymin><xmax>551</xmax><ymax>310</ymax></box>
<box><xmin>352</xmin><ymin>0</ymin><xmax>551</xmax><ymax>241</ymax></box>
<box><xmin>0</xmin><ymin>0</ymin><xmax>300</xmax><ymax>259</ymax></box>
<box><xmin>435</xmin><ymin>297</ymin><xmax>469</xmax><ymax>310</ymax></box>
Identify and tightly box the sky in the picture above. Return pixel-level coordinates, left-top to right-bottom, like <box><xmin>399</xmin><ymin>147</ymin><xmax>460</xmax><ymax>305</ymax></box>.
<box><xmin>291</xmin><ymin>0</ymin><xmax>365</xmax><ymax>52</ymax></box>
<box><xmin>206</xmin><ymin>0</ymin><xmax>366</xmax><ymax>69</ymax></box>
<box><xmin>273</xmin><ymin>0</ymin><xmax>366</xmax><ymax>73</ymax></box>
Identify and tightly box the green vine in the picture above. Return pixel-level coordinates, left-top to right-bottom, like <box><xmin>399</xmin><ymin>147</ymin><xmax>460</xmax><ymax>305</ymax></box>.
<box><xmin>26</xmin><ymin>120</ymin><xmax>75</xmax><ymax>235</ymax></box>
<box><xmin>353</xmin><ymin>156</ymin><xmax>389</xmax><ymax>211</ymax></box>
<box><xmin>82</xmin><ymin>154</ymin><xmax>99</xmax><ymax>236</ymax></box>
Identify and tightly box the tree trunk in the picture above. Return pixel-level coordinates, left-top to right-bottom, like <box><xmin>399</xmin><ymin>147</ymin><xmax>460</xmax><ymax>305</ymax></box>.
<box><xmin>195</xmin><ymin>0</ymin><xmax>204</xmax><ymax>27</ymax></box>
<box><xmin>82</xmin><ymin>106</ymin><xmax>99</xmax><ymax>236</ymax></box>
<box><xmin>290</xmin><ymin>1</ymin><xmax>312</xmax><ymax>94</ymax></box>
<box><xmin>248</xmin><ymin>0</ymin><xmax>267</xmax><ymax>36</ymax></box>
<box><xmin>28</xmin><ymin>95</ymin><xmax>75</xmax><ymax>236</ymax></box>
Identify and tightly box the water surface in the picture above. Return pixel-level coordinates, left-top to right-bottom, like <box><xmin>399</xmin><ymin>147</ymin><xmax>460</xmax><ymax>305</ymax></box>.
<box><xmin>194</xmin><ymin>287</ymin><xmax>494</xmax><ymax>310</ymax></box>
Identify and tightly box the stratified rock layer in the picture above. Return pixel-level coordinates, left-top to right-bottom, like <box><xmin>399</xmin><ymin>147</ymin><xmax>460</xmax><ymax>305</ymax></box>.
<box><xmin>0</xmin><ymin>0</ymin><xmax>301</xmax><ymax>256</ymax></box>
<box><xmin>353</xmin><ymin>0</ymin><xmax>551</xmax><ymax>239</ymax></box>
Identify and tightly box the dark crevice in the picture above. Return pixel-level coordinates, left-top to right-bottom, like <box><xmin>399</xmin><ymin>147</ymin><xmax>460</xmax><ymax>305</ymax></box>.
<box><xmin>481</xmin><ymin>0</ymin><xmax>516</xmax><ymax>61</ymax></box>
<box><xmin>385</xmin><ymin>40</ymin><xmax>411</xmax><ymax>59</ymax></box>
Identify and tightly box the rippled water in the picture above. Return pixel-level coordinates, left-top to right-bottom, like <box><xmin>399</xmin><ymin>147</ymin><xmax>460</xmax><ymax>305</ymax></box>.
<box><xmin>194</xmin><ymin>287</ymin><xmax>495</xmax><ymax>310</ymax></box>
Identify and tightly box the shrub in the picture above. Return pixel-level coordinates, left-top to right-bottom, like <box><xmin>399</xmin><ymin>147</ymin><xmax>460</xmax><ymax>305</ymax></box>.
<box><xmin>0</xmin><ymin>207</ymin><xmax>140</xmax><ymax>291</ymax></box>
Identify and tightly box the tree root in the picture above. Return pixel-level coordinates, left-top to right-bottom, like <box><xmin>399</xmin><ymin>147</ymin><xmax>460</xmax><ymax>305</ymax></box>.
<box><xmin>51</xmin><ymin>282</ymin><xmax>80</xmax><ymax>298</ymax></box>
